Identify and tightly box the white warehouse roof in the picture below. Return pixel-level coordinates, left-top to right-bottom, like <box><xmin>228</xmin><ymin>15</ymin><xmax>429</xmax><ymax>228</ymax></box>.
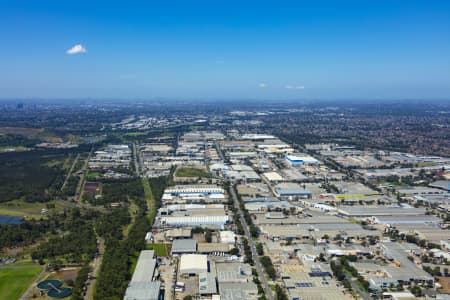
<box><xmin>263</xmin><ymin>172</ymin><xmax>284</xmax><ymax>182</ymax></box>
<box><xmin>179</xmin><ymin>254</ymin><xmax>208</xmax><ymax>274</ymax></box>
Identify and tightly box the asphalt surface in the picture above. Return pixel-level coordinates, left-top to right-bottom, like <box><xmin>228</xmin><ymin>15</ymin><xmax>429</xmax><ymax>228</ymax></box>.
<box><xmin>84</xmin><ymin>237</ymin><xmax>104</xmax><ymax>300</ymax></box>
<box><xmin>60</xmin><ymin>154</ymin><xmax>80</xmax><ymax>192</ymax></box>
<box><xmin>75</xmin><ymin>146</ymin><xmax>94</xmax><ymax>202</ymax></box>
<box><xmin>229</xmin><ymin>186</ymin><xmax>274</xmax><ymax>300</ymax></box>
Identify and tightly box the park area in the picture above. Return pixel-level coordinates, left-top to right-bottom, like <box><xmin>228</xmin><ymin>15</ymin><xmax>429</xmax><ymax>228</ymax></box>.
<box><xmin>0</xmin><ymin>264</ymin><xmax>42</xmax><ymax>299</ymax></box>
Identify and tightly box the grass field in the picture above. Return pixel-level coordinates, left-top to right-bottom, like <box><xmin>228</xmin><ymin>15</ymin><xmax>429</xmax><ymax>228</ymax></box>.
<box><xmin>125</xmin><ymin>131</ymin><xmax>148</xmax><ymax>137</ymax></box>
<box><xmin>175</xmin><ymin>167</ymin><xmax>212</xmax><ymax>178</ymax></box>
<box><xmin>86</xmin><ymin>171</ymin><xmax>102</xmax><ymax>180</ymax></box>
<box><xmin>0</xmin><ymin>265</ymin><xmax>42</xmax><ymax>299</ymax></box>
<box><xmin>0</xmin><ymin>199</ymin><xmax>71</xmax><ymax>220</ymax></box>
<box><xmin>142</xmin><ymin>178</ymin><xmax>156</xmax><ymax>223</ymax></box>
<box><xmin>0</xmin><ymin>146</ymin><xmax>30</xmax><ymax>153</ymax></box>
<box><xmin>146</xmin><ymin>243</ymin><xmax>170</xmax><ymax>257</ymax></box>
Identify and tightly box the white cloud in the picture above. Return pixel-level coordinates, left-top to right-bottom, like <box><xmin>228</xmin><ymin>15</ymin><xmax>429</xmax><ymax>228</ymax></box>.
<box><xmin>66</xmin><ymin>44</ymin><xmax>87</xmax><ymax>55</ymax></box>
<box><xmin>285</xmin><ymin>85</ymin><xmax>304</xmax><ymax>90</ymax></box>
<box><xmin>258</xmin><ymin>83</ymin><xmax>267</xmax><ymax>88</ymax></box>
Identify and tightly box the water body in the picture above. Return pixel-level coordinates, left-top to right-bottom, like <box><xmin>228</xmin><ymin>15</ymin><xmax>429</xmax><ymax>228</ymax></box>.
<box><xmin>0</xmin><ymin>215</ymin><xmax>23</xmax><ymax>224</ymax></box>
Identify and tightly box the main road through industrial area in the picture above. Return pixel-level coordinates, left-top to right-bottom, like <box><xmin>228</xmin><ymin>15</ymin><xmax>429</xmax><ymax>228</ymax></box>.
<box><xmin>229</xmin><ymin>186</ymin><xmax>274</xmax><ymax>300</ymax></box>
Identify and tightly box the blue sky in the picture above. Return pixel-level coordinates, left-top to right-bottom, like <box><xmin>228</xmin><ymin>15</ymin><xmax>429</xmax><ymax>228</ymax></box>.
<box><xmin>1</xmin><ymin>0</ymin><xmax>450</xmax><ymax>100</ymax></box>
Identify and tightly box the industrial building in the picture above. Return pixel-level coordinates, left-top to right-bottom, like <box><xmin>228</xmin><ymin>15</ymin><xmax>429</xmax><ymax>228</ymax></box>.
<box><xmin>123</xmin><ymin>250</ymin><xmax>161</xmax><ymax>300</ymax></box>
<box><xmin>275</xmin><ymin>182</ymin><xmax>312</xmax><ymax>199</ymax></box>
<box><xmin>162</xmin><ymin>184</ymin><xmax>227</xmax><ymax>203</ymax></box>
<box><xmin>171</xmin><ymin>239</ymin><xmax>197</xmax><ymax>254</ymax></box>
<box><xmin>163</xmin><ymin>185</ymin><xmax>225</xmax><ymax>196</ymax></box>
<box><xmin>337</xmin><ymin>206</ymin><xmax>426</xmax><ymax>218</ymax></box>
<box><xmin>179</xmin><ymin>254</ymin><xmax>208</xmax><ymax>275</ymax></box>
<box><xmin>285</xmin><ymin>154</ymin><xmax>319</xmax><ymax>166</ymax></box>
<box><xmin>219</xmin><ymin>231</ymin><xmax>236</xmax><ymax>244</ymax></box>
<box><xmin>363</xmin><ymin>242</ymin><xmax>434</xmax><ymax>290</ymax></box>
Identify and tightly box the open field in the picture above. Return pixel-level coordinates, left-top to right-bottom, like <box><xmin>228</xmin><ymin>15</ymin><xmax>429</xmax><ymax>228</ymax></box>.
<box><xmin>125</xmin><ymin>131</ymin><xmax>148</xmax><ymax>137</ymax></box>
<box><xmin>146</xmin><ymin>243</ymin><xmax>170</xmax><ymax>257</ymax></box>
<box><xmin>175</xmin><ymin>167</ymin><xmax>212</xmax><ymax>178</ymax></box>
<box><xmin>0</xmin><ymin>199</ymin><xmax>73</xmax><ymax>220</ymax></box>
<box><xmin>0</xmin><ymin>264</ymin><xmax>42</xmax><ymax>300</ymax></box>
<box><xmin>0</xmin><ymin>146</ymin><xmax>30</xmax><ymax>153</ymax></box>
<box><xmin>0</xmin><ymin>127</ymin><xmax>62</xmax><ymax>143</ymax></box>
<box><xmin>86</xmin><ymin>171</ymin><xmax>102</xmax><ymax>180</ymax></box>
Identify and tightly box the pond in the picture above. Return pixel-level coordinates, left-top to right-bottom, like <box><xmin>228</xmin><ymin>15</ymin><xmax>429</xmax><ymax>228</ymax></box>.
<box><xmin>0</xmin><ymin>215</ymin><xmax>23</xmax><ymax>225</ymax></box>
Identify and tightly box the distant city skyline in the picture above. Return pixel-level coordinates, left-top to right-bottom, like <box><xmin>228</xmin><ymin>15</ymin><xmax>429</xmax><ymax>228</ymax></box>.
<box><xmin>1</xmin><ymin>1</ymin><xmax>450</xmax><ymax>99</ymax></box>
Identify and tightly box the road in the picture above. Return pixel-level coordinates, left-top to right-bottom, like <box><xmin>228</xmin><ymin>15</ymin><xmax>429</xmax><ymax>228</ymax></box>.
<box><xmin>132</xmin><ymin>142</ymin><xmax>141</xmax><ymax>176</ymax></box>
<box><xmin>60</xmin><ymin>154</ymin><xmax>80</xmax><ymax>192</ymax></box>
<box><xmin>84</xmin><ymin>237</ymin><xmax>104</xmax><ymax>300</ymax></box>
<box><xmin>343</xmin><ymin>270</ymin><xmax>370</xmax><ymax>300</ymax></box>
<box><xmin>215</xmin><ymin>141</ymin><xmax>226</xmax><ymax>161</ymax></box>
<box><xmin>229</xmin><ymin>186</ymin><xmax>274</xmax><ymax>300</ymax></box>
<box><xmin>75</xmin><ymin>146</ymin><xmax>94</xmax><ymax>202</ymax></box>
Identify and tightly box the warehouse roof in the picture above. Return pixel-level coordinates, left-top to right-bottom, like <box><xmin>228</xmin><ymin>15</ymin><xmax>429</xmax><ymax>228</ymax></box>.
<box><xmin>338</xmin><ymin>206</ymin><xmax>426</xmax><ymax>217</ymax></box>
<box><xmin>216</xmin><ymin>262</ymin><xmax>253</xmax><ymax>283</ymax></box>
<box><xmin>172</xmin><ymin>239</ymin><xmax>197</xmax><ymax>254</ymax></box>
<box><xmin>199</xmin><ymin>272</ymin><xmax>217</xmax><ymax>295</ymax></box>
<box><xmin>218</xmin><ymin>282</ymin><xmax>259</xmax><ymax>300</ymax></box>
<box><xmin>198</xmin><ymin>243</ymin><xmax>233</xmax><ymax>253</ymax></box>
<box><xmin>130</xmin><ymin>250</ymin><xmax>156</xmax><ymax>283</ymax></box>
<box><xmin>275</xmin><ymin>185</ymin><xmax>311</xmax><ymax>196</ymax></box>
<box><xmin>263</xmin><ymin>172</ymin><xmax>284</xmax><ymax>181</ymax></box>
<box><xmin>123</xmin><ymin>281</ymin><xmax>161</xmax><ymax>300</ymax></box>
<box><xmin>179</xmin><ymin>254</ymin><xmax>208</xmax><ymax>274</ymax></box>
<box><xmin>374</xmin><ymin>215</ymin><xmax>441</xmax><ymax>225</ymax></box>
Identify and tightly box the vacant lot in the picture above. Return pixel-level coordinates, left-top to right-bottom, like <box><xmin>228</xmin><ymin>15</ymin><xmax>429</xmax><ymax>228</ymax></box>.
<box><xmin>0</xmin><ymin>265</ymin><xmax>42</xmax><ymax>299</ymax></box>
<box><xmin>437</xmin><ymin>276</ymin><xmax>450</xmax><ymax>294</ymax></box>
<box><xmin>175</xmin><ymin>167</ymin><xmax>212</xmax><ymax>178</ymax></box>
<box><xmin>0</xmin><ymin>127</ymin><xmax>62</xmax><ymax>143</ymax></box>
<box><xmin>146</xmin><ymin>243</ymin><xmax>170</xmax><ymax>257</ymax></box>
<box><xmin>0</xmin><ymin>199</ymin><xmax>72</xmax><ymax>220</ymax></box>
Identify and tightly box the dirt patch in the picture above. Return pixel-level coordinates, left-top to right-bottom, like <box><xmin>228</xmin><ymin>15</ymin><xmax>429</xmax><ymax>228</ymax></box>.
<box><xmin>192</xmin><ymin>233</ymin><xmax>206</xmax><ymax>243</ymax></box>
<box><xmin>2</xmin><ymin>241</ymin><xmax>42</xmax><ymax>257</ymax></box>
<box><xmin>437</xmin><ymin>276</ymin><xmax>450</xmax><ymax>293</ymax></box>
<box><xmin>84</xmin><ymin>182</ymin><xmax>101</xmax><ymax>195</ymax></box>
<box><xmin>52</xmin><ymin>267</ymin><xmax>81</xmax><ymax>283</ymax></box>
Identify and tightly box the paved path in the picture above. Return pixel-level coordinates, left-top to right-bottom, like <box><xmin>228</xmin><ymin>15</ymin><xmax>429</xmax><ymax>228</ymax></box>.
<box><xmin>75</xmin><ymin>146</ymin><xmax>94</xmax><ymax>202</ymax></box>
<box><xmin>60</xmin><ymin>154</ymin><xmax>80</xmax><ymax>192</ymax></box>
<box><xmin>84</xmin><ymin>237</ymin><xmax>104</xmax><ymax>300</ymax></box>
<box><xmin>229</xmin><ymin>186</ymin><xmax>274</xmax><ymax>300</ymax></box>
<box><xmin>132</xmin><ymin>142</ymin><xmax>141</xmax><ymax>176</ymax></box>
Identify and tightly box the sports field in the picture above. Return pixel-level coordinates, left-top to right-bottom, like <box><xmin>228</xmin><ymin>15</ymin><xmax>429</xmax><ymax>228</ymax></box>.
<box><xmin>0</xmin><ymin>265</ymin><xmax>42</xmax><ymax>299</ymax></box>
